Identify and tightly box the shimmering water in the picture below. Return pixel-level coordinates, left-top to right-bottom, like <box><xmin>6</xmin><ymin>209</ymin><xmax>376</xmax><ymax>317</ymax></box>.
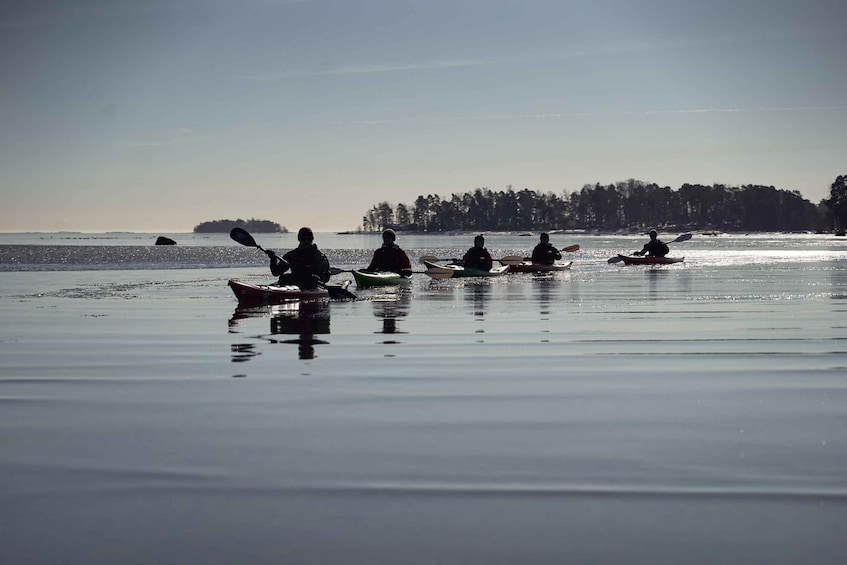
<box><xmin>2</xmin><ymin>232</ymin><xmax>846</xmax><ymax>564</ymax></box>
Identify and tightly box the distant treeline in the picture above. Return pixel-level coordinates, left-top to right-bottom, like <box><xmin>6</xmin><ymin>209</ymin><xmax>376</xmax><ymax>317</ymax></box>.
<box><xmin>193</xmin><ymin>218</ymin><xmax>287</xmax><ymax>233</ymax></box>
<box><xmin>362</xmin><ymin>180</ymin><xmax>833</xmax><ymax>233</ymax></box>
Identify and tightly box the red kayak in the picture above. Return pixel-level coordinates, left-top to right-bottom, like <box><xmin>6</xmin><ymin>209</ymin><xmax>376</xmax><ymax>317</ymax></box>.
<box><xmin>228</xmin><ymin>279</ymin><xmax>354</xmax><ymax>306</ymax></box>
<box><xmin>617</xmin><ymin>255</ymin><xmax>684</xmax><ymax>266</ymax></box>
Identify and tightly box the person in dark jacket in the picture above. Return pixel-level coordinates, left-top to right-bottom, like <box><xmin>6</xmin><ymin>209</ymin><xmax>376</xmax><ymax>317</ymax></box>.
<box><xmin>530</xmin><ymin>233</ymin><xmax>562</xmax><ymax>265</ymax></box>
<box><xmin>365</xmin><ymin>229</ymin><xmax>412</xmax><ymax>276</ymax></box>
<box><xmin>462</xmin><ymin>234</ymin><xmax>493</xmax><ymax>271</ymax></box>
<box><xmin>634</xmin><ymin>230</ymin><xmax>670</xmax><ymax>257</ymax></box>
<box><xmin>268</xmin><ymin>227</ymin><xmax>331</xmax><ymax>288</ymax></box>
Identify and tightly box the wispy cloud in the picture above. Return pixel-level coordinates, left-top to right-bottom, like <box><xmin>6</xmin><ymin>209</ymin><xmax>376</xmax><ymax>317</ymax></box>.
<box><xmin>241</xmin><ymin>27</ymin><xmax>838</xmax><ymax>82</ymax></box>
<box><xmin>240</xmin><ymin>58</ymin><xmax>498</xmax><ymax>81</ymax></box>
<box><xmin>239</xmin><ymin>40</ymin><xmax>668</xmax><ymax>82</ymax></box>
<box><xmin>332</xmin><ymin>106</ymin><xmax>847</xmax><ymax>126</ymax></box>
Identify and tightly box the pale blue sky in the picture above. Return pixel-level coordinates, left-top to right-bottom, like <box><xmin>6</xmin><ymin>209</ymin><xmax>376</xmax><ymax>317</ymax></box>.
<box><xmin>2</xmin><ymin>0</ymin><xmax>845</xmax><ymax>232</ymax></box>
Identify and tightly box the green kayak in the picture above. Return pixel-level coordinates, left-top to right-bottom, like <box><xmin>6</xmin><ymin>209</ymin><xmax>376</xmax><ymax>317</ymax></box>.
<box><xmin>352</xmin><ymin>270</ymin><xmax>412</xmax><ymax>288</ymax></box>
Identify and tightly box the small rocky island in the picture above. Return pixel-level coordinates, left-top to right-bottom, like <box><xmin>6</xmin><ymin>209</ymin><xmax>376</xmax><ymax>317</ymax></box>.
<box><xmin>193</xmin><ymin>219</ymin><xmax>287</xmax><ymax>233</ymax></box>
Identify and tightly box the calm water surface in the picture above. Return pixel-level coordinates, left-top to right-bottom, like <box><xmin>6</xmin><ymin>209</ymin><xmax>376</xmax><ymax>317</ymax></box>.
<box><xmin>2</xmin><ymin>232</ymin><xmax>846</xmax><ymax>564</ymax></box>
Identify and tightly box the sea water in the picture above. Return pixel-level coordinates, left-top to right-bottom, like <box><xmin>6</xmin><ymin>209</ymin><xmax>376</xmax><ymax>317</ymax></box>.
<box><xmin>1</xmin><ymin>232</ymin><xmax>846</xmax><ymax>564</ymax></box>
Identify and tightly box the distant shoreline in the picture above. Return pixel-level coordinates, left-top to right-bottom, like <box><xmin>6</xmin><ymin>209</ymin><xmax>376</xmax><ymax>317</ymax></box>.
<box><xmin>0</xmin><ymin>228</ymin><xmax>841</xmax><ymax>238</ymax></box>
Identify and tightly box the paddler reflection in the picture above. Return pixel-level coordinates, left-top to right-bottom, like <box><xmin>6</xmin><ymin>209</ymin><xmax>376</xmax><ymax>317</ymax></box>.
<box><xmin>373</xmin><ymin>292</ymin><xmax>410</xmax><ymax>343</ymax></box>
<box><xmin>229</xmin><ymin>300</ymin><xmax>330</xmax><ymax>360</ymax></box>
<box><xmin>466</xmin><ymin>281</ymin><xmax>490</xmax><ymax>320</ymax></box>
<box><xmin>270</xmin><ymin>301</ymin><xmax>330</xmax><ymax>359</ymax></box>
<box><xmin>535</xmin><ymin>277</ymin><xmax>553</xmax><ymax>317</ymax></box>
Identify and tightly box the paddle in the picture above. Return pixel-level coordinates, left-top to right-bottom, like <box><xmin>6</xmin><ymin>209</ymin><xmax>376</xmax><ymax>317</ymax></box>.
<box><xmin>229</xmin><ymin>227</ymin><xmax>357</xmax><ymax>300</ymax></box>
<box><xmin>607</xmin><ymin>233</ymin><xmax>693</xmax><ymax>264</ymax></box>
<box><xmin>419</xmin><ymin>255</ymin><xmax>460</xmax><ymax>264</ymax></box>
<box><xmin>498</xmin><ymin>255</ymin><xmax>531</xmax><ymax>266</ymax></box>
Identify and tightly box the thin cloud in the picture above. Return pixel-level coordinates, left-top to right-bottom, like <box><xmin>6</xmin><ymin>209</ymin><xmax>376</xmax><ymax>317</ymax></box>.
<box><xmin>241</xmin><ymin>58</ymin><xmax>498</xmax><ymax>81</ymax></box>
<box><xmin>241</xmin><ymin>26</ymin><xmax>838</xmax><ymax>83</ymax></box>
<box><xmin>332</xmin><ymin>106</ymin><xmax>847</xmax><ymax>126</ymax></box>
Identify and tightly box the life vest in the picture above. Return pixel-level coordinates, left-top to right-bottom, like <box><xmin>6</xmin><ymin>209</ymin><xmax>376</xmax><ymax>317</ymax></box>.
<box><xmin>373</xmin><ymin>245</ymin><xmax>407</xmax><ymax>272</ymax></box>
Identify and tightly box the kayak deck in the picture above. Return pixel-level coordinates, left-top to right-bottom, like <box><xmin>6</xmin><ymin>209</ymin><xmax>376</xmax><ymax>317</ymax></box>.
<box><xmin>617</xmin><ymin>255</ymin><xmax>684</xmax><ymax>265</ymax></box>
<box><xmin>352</xmin><ymin>269</ymin><xmax>412</xmax><ymax>288</ymax></box>
<box><xmin>228</xmin><ymin>279</ymin><xmax>354</xmax><ymax>305</ymax></box>
<box><xmin>423</xmin><ymin>260</ymin><xmax>509</xmax><ymax>279</ymax></box>
<box><xmin>505</xmin><ymin>261</ymin><xmax>573</xmax><ymax>273</ymax></box>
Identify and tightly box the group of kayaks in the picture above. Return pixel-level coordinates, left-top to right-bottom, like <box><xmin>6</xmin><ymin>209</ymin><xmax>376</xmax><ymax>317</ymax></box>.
<box><xmin>227</xmin><ymin>228</ymin><xmax>688</xmax><ymax>306</ymax></box>
<box><xmin>229</xmin><ymin>253</ymin><xmax>685</xmax><ymax>305</ymax></box>
<box><xmin>228</xmin><ymin>256</ymin><xmax>581</xmax><ymax>306</ymax></box>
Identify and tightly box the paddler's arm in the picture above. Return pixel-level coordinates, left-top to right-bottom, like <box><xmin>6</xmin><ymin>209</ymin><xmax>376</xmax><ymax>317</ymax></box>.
<box><xmin>268</xmin><ymin>250</ymin><xmax>290</xmax><ymax>275</ymax></box>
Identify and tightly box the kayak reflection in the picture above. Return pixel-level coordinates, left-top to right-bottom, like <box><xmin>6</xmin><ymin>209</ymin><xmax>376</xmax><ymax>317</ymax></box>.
<box><xmin>373</xmin><ymin>291</ymin><xmax>410</xmax><ymax>341</ymax></box>
<box><xmin>229</xmin><ymin>301</ymin><xmax>331</xmax><ymax>360</ymax></box>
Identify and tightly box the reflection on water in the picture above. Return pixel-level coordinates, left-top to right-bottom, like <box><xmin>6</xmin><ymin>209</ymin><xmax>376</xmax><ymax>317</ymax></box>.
<box><xmin>534</xmin><ymin>277</ymin><xmax>553</xmax><ymax>317</ymax></box>
<box><xmin>532</xmin><ymin>277</ymin><xmax>557</xmax><ymax>342</ymax></box>
<box><xmin>229</xmin><ymin>300</ymin><xmax>331</xmax><ymax>360</ymax></box>
<box><xmin>644</xmin><ymin>268</ymin><xmax>694</xmax><ymax>300</ymax></box>
<box><xmin>230</xmin><ymin>343</ymin><xmax>259</xmax><ymax>363</ymax></box>
<box><xmin>373</xmin><ymin>291</ymin><xmax>411</xmax><ymax>345</ymax></box>
<box><xmin>466</xmin><ymin>282</ymin><xmax>491</xmax><ymax>339</ymax></box>
<box><xmin>646</xmin><ymin>268</ymin><xmax>670</xmax><ymax>300</ymax></box>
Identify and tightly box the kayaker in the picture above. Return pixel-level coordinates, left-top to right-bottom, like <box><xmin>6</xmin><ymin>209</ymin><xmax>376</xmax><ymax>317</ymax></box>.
<box><xmin>530</xmin><ymin>233</ymin><xmax>562</xmax><ymax>265</ymax></box>
<box><xmin>365</xmin><ymin>228</ymin><xmax>412</xmax><ymax>276</ymax></box>
<box><xmin>634</xmin><ymin>230</ymin><xmax>670</xmax><ymax>257</ymax></box>
<box><xmin>462</xmin><ymin>234</ymin><xmax>493</xmax><ymax>271</ymax></box>
<box><xmin>268</xmin><ymin>227</ymin><xmax>331</xmax><ymax>288</ymax></box>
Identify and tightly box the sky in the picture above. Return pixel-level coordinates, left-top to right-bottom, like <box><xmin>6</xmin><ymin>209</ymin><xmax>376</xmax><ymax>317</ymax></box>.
<box><xmin>1</xmin><ymin>0</ymin><xmax>845</xmax><ymax>233</ymax></box>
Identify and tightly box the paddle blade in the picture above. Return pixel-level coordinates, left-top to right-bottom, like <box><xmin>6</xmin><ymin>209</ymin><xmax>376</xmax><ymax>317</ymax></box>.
<box><xmin>328</xmin><ymin>267</ymin><xmax>353</xmax><ymax>276</ymax></box>
<box><xmin>230</xmin><ymin>227</ymin><xmax>258</xmax><ymax>248</ymax></box>
<box><xmin>419</xmin><ymin>255</ymin><xmax>458</xmax><ymax>263</ymax></box>
<box><xmin>672</xmin><ymin>233</ymin><xmax>693</xmax><ymax>243</ymax></box>
<box><xmin>326</xmin><ymin>283</ymin><xmax>357</xmax><ymax>300</ymax></box>
<box><xmin>562</xmin><ymin>244</ymin><xmax>580</xmax><ymax>253</ymax></box>
<box><xmin>498</xmin><ymin>255</ymin><xmax>524</xmax><ymax>266</ymax></box>
<box><xmin>425</xmin><ymin>267</ymin><xmax>454</xmax><ymax>280</ymax></box>
<box><xmin>607</xmin><ymin>255</ymin><xmax>624</xmax><ymax>264</ymax></box>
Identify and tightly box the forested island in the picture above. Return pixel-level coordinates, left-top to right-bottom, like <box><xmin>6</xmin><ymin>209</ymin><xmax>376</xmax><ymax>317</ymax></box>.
<box><xmin>361</xmin><ymin>177</ymin><xmax>847</xmax><ymax>233</ymax></box>
<box><xmin>193</xmin><ymin>218</ymin><xmax>287</xmax><ymax>233</ymax></box>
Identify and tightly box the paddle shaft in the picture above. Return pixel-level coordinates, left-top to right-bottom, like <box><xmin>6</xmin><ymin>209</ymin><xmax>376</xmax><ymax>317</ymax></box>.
<box><xmin>329</xmin><ymin>268</ymin><xmax>426</xmax><ymax>276</ymax></box>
